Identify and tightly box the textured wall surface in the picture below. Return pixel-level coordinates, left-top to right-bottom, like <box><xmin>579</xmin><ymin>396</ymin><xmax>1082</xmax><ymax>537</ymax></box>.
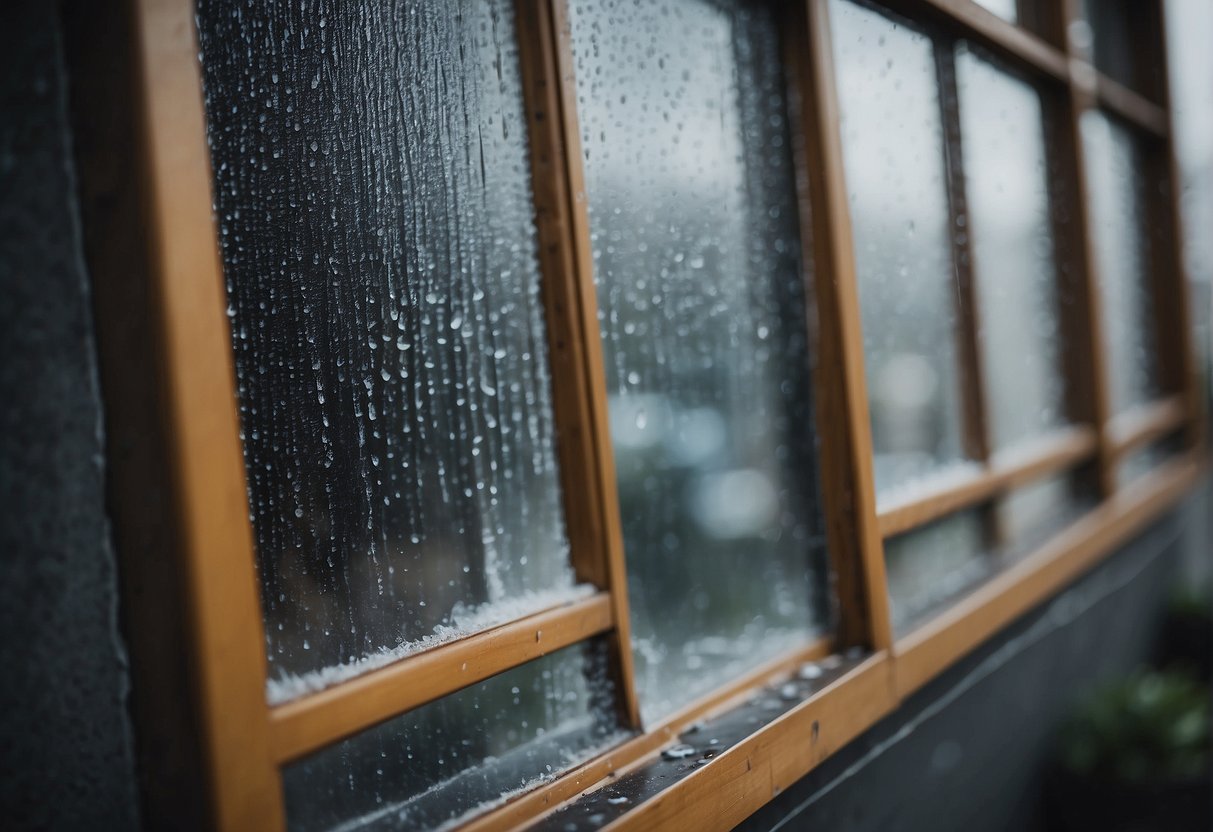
<box><xmin>0</xmin><ymin>2</ymin><xmax>140</xmax><ymax>828</ymax></box>
<box><xmin>741</xmin><ymin>517</ymin><xmax>1186</xmax><ymax>832</ymax></box>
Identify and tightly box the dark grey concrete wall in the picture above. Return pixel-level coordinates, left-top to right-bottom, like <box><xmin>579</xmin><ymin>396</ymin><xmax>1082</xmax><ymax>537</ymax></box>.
<box><xmin>741</xmin><ymin>517</ymin><xmax>1189</xmax><ymax>832</ymax></box>
<box><xmin>0</xmin><ymin>2</ymin><xmax>140</xmax><ymax>829</ymax></box>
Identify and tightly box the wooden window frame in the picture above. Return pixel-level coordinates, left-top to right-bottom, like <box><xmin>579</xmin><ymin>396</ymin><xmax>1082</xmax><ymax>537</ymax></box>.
<box><xmin>79</xmin><ymin>0</ymin><xmax>1206</xmax><ymax>829</ymax></box>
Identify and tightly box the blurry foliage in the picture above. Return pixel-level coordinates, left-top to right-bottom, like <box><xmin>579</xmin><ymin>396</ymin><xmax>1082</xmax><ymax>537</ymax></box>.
<box><xmin>1058</xmin><ymin>669</ymin><xmax>1211</xmax><ymax>783</ymax></box>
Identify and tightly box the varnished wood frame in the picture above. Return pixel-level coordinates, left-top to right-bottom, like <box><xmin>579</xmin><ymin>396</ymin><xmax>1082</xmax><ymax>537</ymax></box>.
<box><xmin>109</xmin><ymin>0</ymin><xmax>1206</xmax><ymax>830</ymax></box>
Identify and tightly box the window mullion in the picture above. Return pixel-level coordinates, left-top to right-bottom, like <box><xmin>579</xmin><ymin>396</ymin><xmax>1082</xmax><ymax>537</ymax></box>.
<box><xmin>787</xmin><ymin>0</ymin><xmax>894</xmax><ymax>653</ymax></box>
<box><xmin>514</xmin><ymin>0</ymin><xmax>643</xmax><ymax>730</ymax></box>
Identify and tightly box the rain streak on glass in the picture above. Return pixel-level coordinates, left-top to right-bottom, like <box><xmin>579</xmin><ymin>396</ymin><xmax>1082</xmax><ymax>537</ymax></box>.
<box><xmin>569</xmin><ymin>0</ymin><xmax>830</xmax><ymax>723</ymax></box>
<box><xmin>1081</xmin><ymin>111</ymin><xmax>1160</xmax><ymax>415</ymax></box>
<box><xmin>956</xmin><ymin>48</ymin><xmax>1066</xmax><ymax>452</ymax></box>
<box><xmin>197</xmin><ymin>0</ymin><xmax>580</xmax><ymax>700</ymax></box>
<box><xmin>830</xmin><ymin>0</ymin><xmax>969</xmax><ymax>496</ymax></box>
<box><xmin>283</xmin><ymin>642</ymin><xmax>625</xmax><ymax>832</ymax></box>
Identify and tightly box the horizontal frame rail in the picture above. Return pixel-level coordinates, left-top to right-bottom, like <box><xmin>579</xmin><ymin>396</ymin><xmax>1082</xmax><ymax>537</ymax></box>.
<box><xmin>894</xmin><ymin>453</ymin><xmax>1204</xmax><ymax>696</ymax></box>
<box><xmin>1107</xmin><ymin>395</ymin><xmax>1189</xmax><ymax>460</ymax></box>
<box><xmin>878</xmin><ymin>426</ymin><xmax>1100</xmax><ymax>537</ymax></box>
<box><xmin>1093</xmin><ymin>74</ymin><xmax>1169</xmax><ymax>137</ymax></box>
<box><xmin>463</xmin><ymin>636</ymin><xmax>838</xmax><ymax>832</ymax></box>
<box><xmin>269</xmin><ymin>593</ymin><xmax>614</xmax><ymax>764</ymax></box>
<box><xmin>877</xmin><ymin>0</ymin><xmax>1068</xmax><ymax>81</ymax></box>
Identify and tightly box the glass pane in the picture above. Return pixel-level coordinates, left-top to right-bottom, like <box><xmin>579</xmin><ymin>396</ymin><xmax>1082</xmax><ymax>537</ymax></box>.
<box><xmin>197</xmin><ymin>0</ymin><xmax>581</xmax><ymax>700</ymax></box>
<box><xmin>1117</xmin><ymin>436</ymin><xmax>1183</xmax><ymax>489</ymax></box>
<box><xmin>1082</xmin><ymin>111</ymin><xmax>1160</xmax><ymax>415</ymax></box>
<box><xmin>830</xmin><ymin>0</ymin><xmax>968</xmax><ymax>496</ymax></box>
<box><xmin>956</xmin><ymin>48</ymin><xmax>1066</xmax><ymax>452</ymax></box>
<box><xmin>568</xmin><ymin>0</ymin><xmax>829</xmax><ymax>724</ymax></box>
<box><xmin>885</xmin><ymin>511</ymin><xmax>987</xmax><ymax>635</ymax></box>
<box><xmin>1000</xmin><ymin>474</ymin><xmax>1089</xmax><ymax>552</ymax></box>
<box><xmin>974</xmin><ymin>0</ymin><xmax>1018</xmax><ymax>23</ymax></box>
<box><xmin>283</xmin><ymin>642</ymin><xmax>625</xmax><ymax>832</ymax></box>
<box><xmin>1079</xmin><ymin>0</ymin><xmax>1160</xmax><ymax>97</ymax></box>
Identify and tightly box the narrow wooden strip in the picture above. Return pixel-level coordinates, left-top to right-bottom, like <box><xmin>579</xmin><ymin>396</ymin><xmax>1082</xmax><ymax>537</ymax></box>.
<box><xmin>878</xmin><ymin>426</ymin><xmax>1099</xmax><ymax>537</ymax></box>
<box><xmin>894</xmin><ymin>453</ymin><xmax>1204</xmax><ymax>696</ymax></box>
<box><xmin>1053</xmin><ymin>0</ymin><xmax>1117</xmax><ymax>498</ymax></box>
<box><xmin>596</xmin><ymin>656</ymin><xmax>895</xmax><ymax>832</ymax></box>
<box><xmin>513</xmin><ymin>0</ymin><xmax>641</xmax><ymax>729</ymax></box>
<box><xmin>462</xmin><ymin>637</ymin><xmax>835</xmax><ymax>832</ymax></box>
<box><xmin>788</xmin><ymin>0</ymin><xmax>895</xmax><ymax>652</ymax></box>
<box><xmin>876</xmin><ymin>0</ymin><xmax>1069</xmax><ymax>82</ymax></box>
<box><xmin>1107</xmin><ymin>396</ymin><xmax>1189</xmax><ymax>460</ymax></box>
<box><xmin>1147</xmin><ymin>2</ymin><xmax>1205</xmax><ymax>455</ymax></box>
<box><xmin>269</xmin><ymin>593</ymin><xmax>614</xmax><ymax>765</ymax></box>
<box><xmin>130</xmin><ymin>0</ymin><xmax>283</xmax><ymax>827</ymax></box>
<box><xmin>1094</xmin><ymin>74</ymin><xmax>1169</xmax><ymax>138</ymax></box>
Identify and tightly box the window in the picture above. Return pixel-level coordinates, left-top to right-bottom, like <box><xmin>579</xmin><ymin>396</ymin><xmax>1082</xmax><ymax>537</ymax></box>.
<box><xmin>109</xmin><ymin>0</ymin><xmax>1203</xmax><ymax>829</ymax></box>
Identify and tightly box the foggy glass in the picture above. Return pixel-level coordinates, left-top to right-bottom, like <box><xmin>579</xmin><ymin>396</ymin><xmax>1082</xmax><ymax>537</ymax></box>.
<box><xmin>885</xmin><ymin>511</ymin><xmax>986</xmax><ymax>635</ymax></box>
<box><xmin>568</xmin><ymin>0</ymin><xmax>830</xmax><ymax>724</ymax></box>
<box><xmin>956</xmin><ymin>48</ymin><xmax>1066</xmax><ymax>452</ymax></box>
<box><xmin>1082</xmin><ymin>111</ymin><xmax>1160</xmax><ymax>415</ymax></box>
<box><xmin>283</xmin><ymin>642</ymin><xmax>624</xmax><ymax>832</ymax></box>
<box><xmin>1001</xmin><ymin>475</ymin><xmax>1087</xmax><ymax>551</ymax></box>
<box><xmin>197</xmin><ymin>0</ymin><xmax>581</xmax><ymax>701</ymax></box>
<box><xmin>831</xmin><ymin>0</ymin><xmax>968</xmax><ymax>497</ymax></box>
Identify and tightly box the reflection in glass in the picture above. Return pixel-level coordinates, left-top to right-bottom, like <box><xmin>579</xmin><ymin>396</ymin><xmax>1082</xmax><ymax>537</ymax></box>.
<box><xmin>831</xmin><ymin>0</ymin><xmax>968</xmax><ymax>496</ymax></box>
<box><xmin>957</xmin><ymin>48</ymin><xmax>1066</xmax><ymax>452</ymax></box>
<box><xmin>1001</xmin><ymin>475</ymin><xmax>1088</xmax><ymax>553</ymax></box>
<box><xmin>973</xmin><ymin>0</ymin><xmax>1017</xmax><ymax>23</ymax></box>
<box><xmin>1079</xmin><ymin>0</ymin><xmax>1159</xmax><ymax>97</ymax></box>
<box><xmin>1117</xmin><ymin>437</ymin><xmax>1183</xmax><ymax>489</ymax></box>
<box><xmin>885</xmin><ymin>511</ymin><xmax>987</xmax><ymax>635</ymax></box>
<box><xmin>1082</xmin><ymin>112</ymin><xmax>1160</xmax><ymax>415</ymax></box>
<box><xmin>198</xmin><ymin>0</ymin><xmax>580</xmax><ymax>700</ymax></box>
<box><xmin>569</xmin><ymin>0</ymin><xmax>829</xmax><ymax>724</ymax></box>
<box><xmin>283</xmin><ymin>642</ymin><xmax>624</xmax><ymax>832</ymax></box>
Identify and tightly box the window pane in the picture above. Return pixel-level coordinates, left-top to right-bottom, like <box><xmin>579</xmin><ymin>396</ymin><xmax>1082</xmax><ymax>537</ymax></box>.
<box><xmin>831</xmin><ymin>0</ymin><xmax>968</xmax><ymax>496</ymax></box>
<box><xmin>1117</xmin><ymin>436</ymin><xmax>1183</xmax><ymax>489</ymax></box>
<box><xmin>1000</xmin><ymin>474</ymin><xmax>1090</xmax><ymax>549</ymax></box>
<box><xmin>569</xmin><ymin>0</ymin><xmax>829</xmax><ymax>724</ymax></box>
<box><xmin>885</xmin><ymin>511</ymin><xmax>987</xmax><ymax>635</ymax></box>
<box><xmin>1082</xmin><ymin>112</ymin><xmax>1160</xmax><ymax>415</ymax></box>
<box><xmin>1079</xmin><ymin>0</ymin><xmax>1161</xmax><ymax>98</ymax></box>
<box><xmin>283</xmin><ymin>642</ymin><xmax>625</xmax><ymax>832</ymax></box>
<box><xmin>197</xmin><ymin>0</ymin><xmax>580</xmax><ymax>699</ymax></box>
<box><xmin>956</xmin><ymin>48</ymin><xmax>1066</xmax><ymax>451</ymax></box>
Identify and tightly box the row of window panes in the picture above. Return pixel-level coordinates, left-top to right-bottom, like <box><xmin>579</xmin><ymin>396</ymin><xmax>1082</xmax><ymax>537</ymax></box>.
<box><xmin>195</xmin><ymin>0</ymin><xmax>1169</xmax><ymax>828</ymax></box>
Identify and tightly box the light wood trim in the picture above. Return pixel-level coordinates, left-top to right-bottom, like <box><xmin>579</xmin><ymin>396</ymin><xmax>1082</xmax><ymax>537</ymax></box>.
<box><xmin>269</xmin><ymin>593</ymin><xmax>614</xmax><ymax>765</ymax></box>
<box><xmin>463</xmin><ymin>637</ymin><xmax>836</xmax><ymax>832</ymax></box>
<box><xmin>1108</xmin><ymin>396</ymin><xmax>1189</xmax><ymax>460</ymax></box>
<box><xmin>1094</xmin><ymin>73</ymin><xmax>1169</xmax><ymax>138</ymax></box>
<box><xmin>894</xmin><ymin>452</ymin><xmax>1205</xmax><ymax>695</ymax></box>
<box><xmin>1054</xmin><ymin>0</ymin><xmax>1117</xmax><ymax>498</ymax></box>
<box><xmin>1148</xmin><ymin>1</ymin><xmax>1205</xmax><ymax>455</ymax></box>
<box><xmin>878</xmin><ymin>426</ymin><xmax>1099</xmax><ymax>537</ymax></box>
<box><xmin>595</xmin><ymin>656</ymin><xmax>895</xmax><ymax>832</ymax></box>
<box><xmin>514</xmin><ymin>0</ymin><xmax>641</xmax><ymax>729</ymax></box>
<box><xmin>130</xmin><ymin>0</ymin><xmax>283</xmax><ymax>827</ymax></box>
<box><xmin>788</xmin><ymin>0</ymin><xmax>895</xmax><ymax>652</ymax></box>
<box><xmin>876</xmin><ymin>0</ymin><xmax>1068</xmax><ymax>82</ymax></box>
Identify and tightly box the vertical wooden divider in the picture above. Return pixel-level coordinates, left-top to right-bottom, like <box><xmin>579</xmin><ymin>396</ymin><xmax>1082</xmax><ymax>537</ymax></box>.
<box><xmin>933</xmin><ymin>39</ymin><xmax>1005</xmax><ymax>547</ymax></box>
<box><xmin>787</xmin><ymin>0</ymin><xmax>895</xmax><ymax>655</ymax></box>
<box><xmin>1048</xmin><ymin>0</ymin><xmax>1118</xmax><ymax>498</ymax></box>
<box><xmin>128</xmin><ymin>0</ymin><xmax>284</xmax><ymax>828</ymax></box>
<box><xmin>1145</xmin><ymin>2</ymin><xmax>1205</xmax><ymax>454</ymax></box>
<box><xmin>514</xmin><ymin>0</ymin><xmax>642</xmax><ymax>730</ymax></box>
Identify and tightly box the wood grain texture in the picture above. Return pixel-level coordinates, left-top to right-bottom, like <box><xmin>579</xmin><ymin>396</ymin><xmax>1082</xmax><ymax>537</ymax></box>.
<box><xmin>270</xmin><ymin>594</ymin><xmax>614</xmax><ymax>764</ymax></box>
<box><xmin>514</xmin><ymin>0</ymin><xmax>642</xmax><ymax>731</ymax></box>
<box><xmin>787</xmin><ymin>0</ymin><xmax>895</xmax><ymax>653</ymax></box>
<box><xmin>129</xmin><ymin>0</ymin><xmax>283</xmax><ymax>827</ymax></box>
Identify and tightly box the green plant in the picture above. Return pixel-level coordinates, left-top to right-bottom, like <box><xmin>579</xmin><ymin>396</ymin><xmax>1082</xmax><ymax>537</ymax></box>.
<box><xmin>1058</xmin><ymin>669</ymin><xmax>1211</xmax><ymax>784</ymax></box>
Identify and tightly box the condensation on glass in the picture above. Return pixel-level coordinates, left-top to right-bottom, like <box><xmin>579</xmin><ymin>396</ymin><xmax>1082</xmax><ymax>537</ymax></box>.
<box><xmin>1081</xmin><ymin>111</ymin><xmax>1161</xmax><ymax>415</ymax></box>
<box><xmin>197</xmin><ymin>0</ymin><xmax>583</xmax><ymax>701</ymax></box>
<box><xmin>956</xmin><ymin>47</ymin><xmax>1066</xmax><ymax>452</ymax></box>
<box><xmin>568</xmin><ymin>0</ymin><xmax>829</xmax><ymax>723</ymax></box>
<box><xmin>885</xmin><ymin>511</ymin><xmax>987</xmax><ymax>634</ymax></box>
<box><xmin>282</xmin><ymin>641</ymin><xmax>625</xmax><ymax>832</ymax></box>
<box><xmin>830</xmin><ymin>0</ymin><xmax>969</xmax><ymax>497</ymax></box>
